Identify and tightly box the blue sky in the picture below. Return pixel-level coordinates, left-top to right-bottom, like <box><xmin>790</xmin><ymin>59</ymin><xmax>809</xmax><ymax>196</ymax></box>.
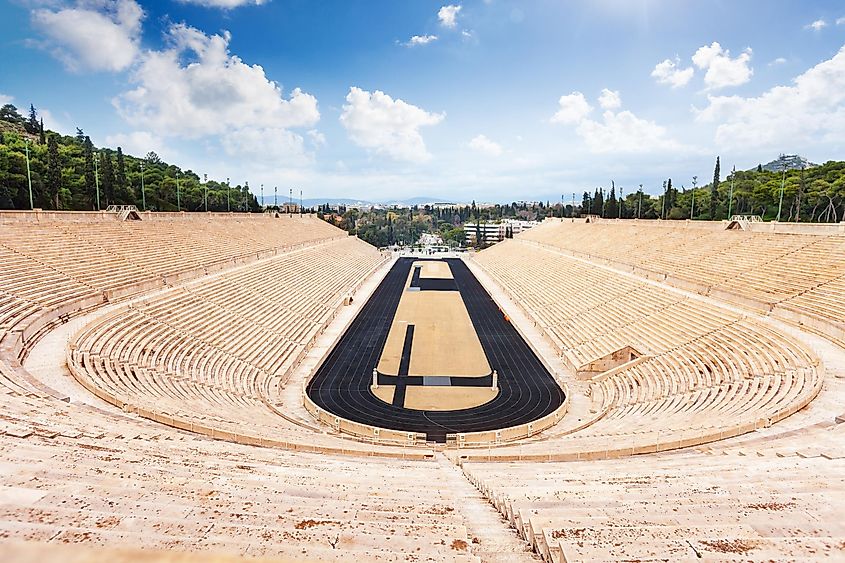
<box><xmin>2</xmin><ymin>0</ymin><xmax>845</xmax><ymax>202</ymax></box>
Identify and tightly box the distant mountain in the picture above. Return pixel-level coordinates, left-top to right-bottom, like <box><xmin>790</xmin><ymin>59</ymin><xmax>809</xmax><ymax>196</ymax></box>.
<box><xmin>384</xmin><ymin>196</ymin><xmax>442</xmax><ymax>206</ymax></box>
<box><xmin>258</xmin><ymin>195</ymin><xmax>454</xmax><ymax>207</ymax></box>
<box><xmin>759</xmin><ymin>154</ymin><xmax>817</xmax><ymax>173</ymax></box>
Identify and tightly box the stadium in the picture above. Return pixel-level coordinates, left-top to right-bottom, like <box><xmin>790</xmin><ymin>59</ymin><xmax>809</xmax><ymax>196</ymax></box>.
<box><xmin>3</xmin><ymin>1</ymin><xmax>845</xmax><ymax>561</ymax></box>
<box><xmin>0</xmin><ymin>208</ymin><xmax>842</xmax><ymax>561</ymax></box>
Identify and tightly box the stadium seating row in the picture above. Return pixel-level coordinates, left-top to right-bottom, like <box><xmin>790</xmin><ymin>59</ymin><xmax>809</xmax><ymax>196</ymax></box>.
<box><xmin>0</xmin><ymin>390</ymin><xmax>476</xmax><ymax>561</ymax></box>
<box><xmin>66</xmin><ymin>236</ymin><xmax>406</xmax><ymax>456</ymax></box>
<box><xmin>471</xmin><ymin>238</ymin><xmax>822</xmax><ymax>460</ymax></box>
<box><xmin>461</xmin><ymin>435</ymin><xmax>845</xmax><ymax>561</ymax></box>
<box><xmin>520</xmin><ymin>220</ymin><xmax>845</xmax><ymax>336</ymax></box>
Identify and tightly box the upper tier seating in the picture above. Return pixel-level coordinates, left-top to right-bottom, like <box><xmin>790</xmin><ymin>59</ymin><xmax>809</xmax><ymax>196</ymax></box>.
<box><xmin>519</xmin><ymin>220</ymin><xmax>845</xmax><ymax>335</ymax></box>
<box><xmin>0</xmin><ymin>215</ymin><xmax>345</xmax><ymax>366</ymax></box>
<box><xmin>471</xmin><ymin>239</ymin><xmax>822</xmax><ymax>460</ymax></box>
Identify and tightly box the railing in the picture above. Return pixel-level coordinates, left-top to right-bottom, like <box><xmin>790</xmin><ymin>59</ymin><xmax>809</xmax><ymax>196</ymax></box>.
<box><xmin>730</xmin><ymin>214</ymin><xmax>763</xmax><ymax>223</ymax></box>
<box><xmin>106</xmin><ymin>205</ymin><xmax>139</xmax><ymax>213</ymax></box>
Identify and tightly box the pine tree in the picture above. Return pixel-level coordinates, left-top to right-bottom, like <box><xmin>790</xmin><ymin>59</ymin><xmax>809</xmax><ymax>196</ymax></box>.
<box><xmin>606</xmin><ymin>182</ymin><xmax>618</xmax><ymax>219</ymax></box>
<box><xmin>592</xmin><ymin>188</ymin><xmax>604</xmax><ymax>216</ymax></box>
<box><xmin>46</xmin><ymin>135</ymin><xmax>62</xmax><ymax>209</ymax></box>
<box><xmin>101</xmin><ymin>150</ymin><xmax>115</xmax><ymax>206</ymax></box>
<box><xmin>580</xmin><ymin>191</ymin><xmax>590</xmax><ymax>216</ymax></box>
<box><xmin>83</xmin><ymin>136</ymin><xmax>96</xmax><ymax>209</ymax></box>
<box><xmin>710</xmin><ymin>156</ymin><xmax>720</xmax><ymax>220</ymax></box>
<box><xmin>26</xmin><ymin>104</ymin><xmax>38</xmax><ymax>134</ymax></box>
<box><xmin>756</xmin><ymin>163</ymin><xmax>763</xmax><ymax>173</ymax></box>
<box><xmin>116</xmin><ymin>147</ymin><xmax>128</xmax><ymax>202</ymax></box>
<box><xmin>39</xmin><ymin>118</ymin><xmax>45</xmax><ymax>145</ymax></box>
<box><xmin>75</xmin><ymin>128</ymin><xmax>85</xmax><ymax>144</ymax></box>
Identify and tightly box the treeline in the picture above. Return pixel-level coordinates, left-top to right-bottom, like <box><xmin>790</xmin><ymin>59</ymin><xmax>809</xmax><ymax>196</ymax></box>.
<box><xmin>320</xmin><ymin>201</ymin><xmax>563</xmax><ymax>247</ymax></box>
<box><xmin>0</xmin><ymin>103</ymin><xmax>260</xmax><ymax>212</ymax></box>
<box><xmin>579</xmin><ymin>157</ymin><xmax>845</xmax><ymax>223</ymax></box>
<box><xmin>321</xmin><ymin>208</ymin><xmax>435</xmax><ymax>247</ymax></box>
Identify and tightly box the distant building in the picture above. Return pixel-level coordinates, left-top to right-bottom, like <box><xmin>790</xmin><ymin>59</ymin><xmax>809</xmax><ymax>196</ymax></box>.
<box><xmin>280</xmin><ymin>202</ymin><xmax>301</xmax><ymax>213</ymax></box>
<box><xmin>464</xmin><ymin>219</ymin><xmax>539</xmax><ymax>246</ymax></box>
<box><xmin>418</xmin><ymin>233</ymin><xmax>444</xmax><ymax>246</ymax></box>
<box><xmin>760</xmin><ymin>154</ymin><xmax>817</xmax><ymax>173</ymax></box>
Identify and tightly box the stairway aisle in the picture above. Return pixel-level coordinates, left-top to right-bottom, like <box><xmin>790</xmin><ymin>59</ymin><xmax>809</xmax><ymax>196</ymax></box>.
<box><xmin>437</xmin><ymin>453</ymin><xmax>540</xmax><ymax>562</ymax></box>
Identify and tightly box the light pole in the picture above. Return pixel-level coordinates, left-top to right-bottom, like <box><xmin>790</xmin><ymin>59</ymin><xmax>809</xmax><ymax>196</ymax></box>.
<box><xmin>690</xmin><ymin>176</ymin><xmax>697</xmax><ymax>220</ymax></box>
<box><xmin>638</xmin><ymin>184</ymin><xmax>643</xmax><ymax>219</ymax></box>
<box><xmin>243</xmin><ymin>181</ymin><xmax>248</xmax><ymax>212</ymax></box>
<box><xmin>176</xmin><ymin>170</ymin><xmax>181</xmax><ymax>211</ymax></box>
<box><xmin>619</xmin><ymin>187</ymin><xmax>623</xmax><ymax>219</ymax></box>
<box><xmin>777</xmin><ymin>157</ymin><xmax>787</xmax><ymax>221</ymax></box>
<box><xmin>203</xmin><ymin>174</ymin><xmax>208</xmax><ymax>212</ymax></box>
<box><xmin>24</xmin><ymin>139</ymin><xmax>34</xmax><ymax>210</ymax></box>
<box><xmin>94</xmin><ymin>151</ymin><xmax>101</xmax><ymax>211</ymax></box>
<box><xmin>727</xmin><ymin>166</ymin><xmax>735</xmax><ymax>219</ymax></box>
<box><xmin>274</xmin><ymin>186</ymin><xmax>278</xmax><ymax>208</ymax></box>
<box><xmin>140</xmin><ymin>162</ymin><xmax>146</xmax><ymax>211</ymax></box>
<box><xmin>261</xmin><ymin>183</ymin><xmax>264</xmax><ymax>210</ymax></box>
<box><xmin>300</xmin><ymin>189</ymin><xmax>303</xmax><ymax>214</ymax></box>
<box><xmin>226</xmin><ymin>177</ymin><xmax>230</xmax><ymax>212</ymax></box>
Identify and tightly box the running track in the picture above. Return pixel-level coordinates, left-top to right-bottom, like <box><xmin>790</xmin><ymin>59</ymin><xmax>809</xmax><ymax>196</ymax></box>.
<box><xmin>306</xmin><ymin>257</ymin><xmax>565</xmax><ymax>442</ymax></box>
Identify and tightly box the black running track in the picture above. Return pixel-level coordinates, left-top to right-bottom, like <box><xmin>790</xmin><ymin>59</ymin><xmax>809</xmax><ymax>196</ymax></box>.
<box><xmin>306</xmin><ymin>258</ymin><xmax>565</xmax><ymax>442</ymax></box>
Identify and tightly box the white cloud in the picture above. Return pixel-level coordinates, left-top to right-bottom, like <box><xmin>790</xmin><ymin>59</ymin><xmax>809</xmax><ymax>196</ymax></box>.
<box><xmin>468</xmin><ymin>134</ymin><xmax>503</xmax><ymax>156</ymax></box>
<box><xmin>598</xmin><ymin>88</ymin><xmax>622</xmax><ymax>110</ymax></box>
<box><xmin>104</xmin><ymin>131</ymin><xmax>168</xmax><ymax>158</ymax></box>
<box><xmin>695</xmin><ymin>44</ymin><xmax>845</xmax><ymax>150</ymax></box>
<box><xmin>550</xmin><ymin>92</ymin><xmax>592</xmax><ymax>125</ymax></box>
<box><xmin>403</xmin><ymin>34</ymin><xmax>438</xmax><ymax>47</ymax></box>
<box><xmin>116</xmin><ymin>24</ymin><xmax>319</xmax><ymax>137</ymax></box>
<box><xmin>307</xmin><ymin>129</ymin><xmax>326</xmax><ymax>148</ymax></box>
<box><xmin>552</xmin><ymin>91</ymin><xmax>682</xmax><ymax>154</ymax></box>
<box><xmin>178</xmin><ymin>0</ymin><xmax>267</xmax><ymax>8</ymax></box>
<box><xmin>576</xmin><ymin>110</ymin><xmax>681</xmax><ymax>153</ymax></box>
<box><xmin>31</xmin><ymin>0</ymin><xmax>143</xmax><ymax>72</ymax></box>
<box><xmin>339</xmin><ymin>87</ymin><xmax>444</xmax><ymax>163</ymax></box>
<box><xmin>0</xmin><ymin>94</ymin><xmax>13</xmax><ymax>106</ymax></box>
<box><xmin>221</xmin><ymin>127</ymin><xmax>312</xmax><ymax>166</ymax></box>
<box><xmin>769</xmin><ymin>57</ymin><xmax>788</xmax><ymax>66</ymax></box>
<box><xmin>692</xmin><ymin>42</ymin><xmax>753</xmax><ymax>90</ymax></box>
<box><xmin>837</xmin><ymin>17</ymin><xmax>845</xmax><ymax>25</ymax></box>
<box><xmin>805</xmin><ymin>19</ymin><xmax>827</xmax><ymax>31</ymax></box>
<box><xmin>38</xmin><ymin>108</ymin><xmax>69</xmax><ymax>135</ymax></box>
<box><xmin>651</xmin><ymin>57</ymin><xmax>694</xmax><ymax>88</ymax></box>
<box><xmin>438</xmin><ymin>5</ymin><xmax>461</xmax><ymax>28</ymax></box>
<box><xmin>114</xmin><ymin>24</ymin><xmax>318</xmax><ymax>165</ymax></box>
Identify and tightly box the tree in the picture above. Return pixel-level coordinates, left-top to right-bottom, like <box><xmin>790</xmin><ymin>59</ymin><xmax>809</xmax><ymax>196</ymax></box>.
<box><xmin>580</xmin><ymin>191</ymin><xmax>590</xmax><ymax>216</ymax></box>
<box><xmin>606</xmin><ymin>182</ymin><xmax>619</xmax><ymax>219</ymax></box>
<box><xmin>83</xmin><ymin>136</ymin><xmax>96</xmax><ymax>209</ymax></box>
<box><xmin>75</xmin><ymin>128</ymin><xmax>86</xmax><ymax>144</ymax></box>
<box><xmin>592</xmin><ymin>188</ymin><xmax>604</xmax><ymax>216</ymax></box>
<box><xmin>26</xmin><ymin>104</ymin><xmax>38</xmax><ymax>134</ymax></box>
<box><xmin>100</xmin><ymin>150</ymin><xmax>115</xmax><ymax>206</ymax></box>
<box><xmin>46</xmin><ymin>135</ymin><xmax>62</xmax><ymax>209</ymax></box>
<box><xmin>39</xmin><ymin>118</ymin><xmax>45</xmax><ymax>145</ymax></box>
<box><xmin>116</xmin><ymin>147</ymin><xmax>128</xmax><ymax>202</ymax></box>
<box><xmin>710</xmin><ymin>156</ymin><xmax>720</xmax><ymax>219</ymax></box>
<box><xmin>0</xmin><ymin>104</ymin><xmax>24</xmax><ymax>125</ymax></box>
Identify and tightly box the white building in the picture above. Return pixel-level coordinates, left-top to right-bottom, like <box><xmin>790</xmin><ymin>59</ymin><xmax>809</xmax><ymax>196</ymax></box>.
<box><xmin>463</xmin><ymin>219</ymin><xmax>539</xmax><ymax>246</ymax></box>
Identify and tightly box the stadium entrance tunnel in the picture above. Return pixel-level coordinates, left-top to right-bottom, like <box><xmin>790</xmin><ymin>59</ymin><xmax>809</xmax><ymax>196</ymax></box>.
<box><xmin>305</xmin><ymin>257</ymin><xmax>565</xmax><ymax>442</ymax></box>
